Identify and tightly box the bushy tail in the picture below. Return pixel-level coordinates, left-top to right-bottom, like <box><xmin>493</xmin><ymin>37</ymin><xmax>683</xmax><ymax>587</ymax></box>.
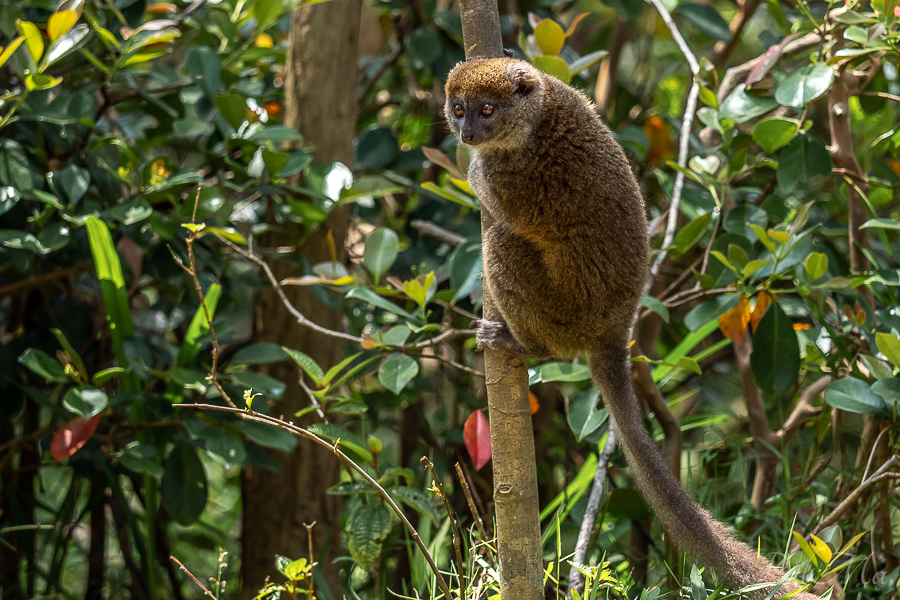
<box><xmin>588</xmin><ymin>344</ymin><xmax>818</xmax><ymax>599</ymax></box>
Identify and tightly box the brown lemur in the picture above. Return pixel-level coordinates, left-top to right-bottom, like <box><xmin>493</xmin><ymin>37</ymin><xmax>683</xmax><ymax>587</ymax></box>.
<box><xmin>444</xmin><ymin>57</ymin><xmax>820</xmax><ymax>599</ymax></box>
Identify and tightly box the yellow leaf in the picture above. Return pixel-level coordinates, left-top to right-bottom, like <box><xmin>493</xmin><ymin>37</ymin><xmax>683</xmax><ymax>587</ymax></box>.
<box><xmin>0</xmin><ymin>37</ymin><xmax>25</xmax><ymax>70</ymax></box>
<box><xmin>791</xmin><ymin>531</ymin><xmax>819</xmax><ymax>565</ymax></box>
<box><xmin>809</xmin><ymin>534</ymin><xmax>833</xmax><ymax>564</ymax></box>
<box><xmin>768</xmin><ymin>229</ymin><xmax>789</xmax><ymax>243</ymax></box>
<box><xmin>48</xmin><ymin>10</ymin><xmax>78</xmax><ymax>42</ymax></box>
<box><xmin>327</xmin><ymin>276</ymin><xmax>355</xmax><ymax>286</ymax></box>
<box><xmin>16</xmin><ymin>20</ymin><xmax>43</xmax><ymax>62</ymax></box>
<box><xmin>835</xmin><ymin>531</ymin><xmax>867</xmax><ymax>560</ymax></box>
<box><xmin>718</xmin><ymin>294</ymin><xmax>750</xmax><ymax>344</ymax></box>
<box><xmin>255</xmin><ymin>33</ymin><xmax>273</xmax><ymax>47</ymax></box>
<box><xmin>449</xmin><ymin>177</ymin><xmax>473</xmax><ymax>196</ymax></box>
<box><xmin>534</xmin><ymin>19</ymin><xmax>565</xmax><ymax>56</ymax></box>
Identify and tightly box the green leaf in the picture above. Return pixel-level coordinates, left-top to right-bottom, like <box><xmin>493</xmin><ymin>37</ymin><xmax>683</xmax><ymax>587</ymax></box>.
<box><xmin>872</xmin><ymin>378</ymin><xmax>900</xmax><ymax>411</ymax></box>
<box><xmin>534</xmin><ymin>19</ymin><xmax>565</xmax><ymax>55</ymax></box>
<box><xmin>677</xmin><ymin>3</ymin><xmax>731</xmax><ymax>41</ymax></box>
<box><xmin>347</xmin><ymin>503</ymin><xmax>392</xmax><ymax>571</ymax></box>
<box><xmin>824</xmin><ymin>377</ymin><xmax>886</xmax><ymax>414</ymax></box>
<box><xmin>640</xmin><ymin>295</ymin><xmax>670</xmax><ymax>323</ymax></box>
<box><xmin>876</xmin><ymin>332</ymin><xmax>900</xmax><ymax>368</ymax></box>
<box><xmin>177</xmin><ymin>284</ymin><xmax>221</xmax><ymax>366</ymax></box>
<box><xmin>568</xmin><ymin>49</ymin><xmax>608</xmax><ymax>73</ymax></box>
<box><xmin>690</xmin><ymin>565</ymin><xmax>708</xmax><ymax>600</ymax></box>
<box><xmin>253</xmin><ymin>0</ymin><xmax>284</xmax><ymax>28</ymax></box>
<box><xmin>364</xmin><ymin>228</ymin><xmax>399</xmax><ymax>282</ymax></box>
<box><xmin>161</xmin><ymin>442</ymin><xmax>209</xmax><ymax>525</ymax></box>
<box><xmin>198</xmin><ymin>428</ymin><xmax>246</xmax><ymax>466</ymax></box>
<box><xmin>63</xmin><ymin>387</ymin><xmax>108</xmax><ymax>419</ymax></box>
<box><xmin>421</xmin><ymin>181</ymin><xmax>478</xmax><ymax>209</ymax></box>
<box><xmin>111</xmin><ymin>197</ymin><xmax>153</xmax><ymax>225</ymax></box>
<box><xmin>307</xmin><ymin>423</ymin><xmax>373</xmax><ymax>462</ymax></box>
<box><xmin>230</xmin><ymin>342</ymin><xmax>288</xmax><ymax>365</ymax></box>
<box><xmin>805</xmin><ymin>252</ymin><xmax>829</xmax><ymax>281</ymax></box>
<box><xmin>18</xmin><ymin>348</ymin><xmax>69</xmax><ymax>382</ymax></box>
<box><xmin>774</xmin><ymin>63</ymin><xmax>835</xmax><ymax>111</ymax></box>
<box><xmin>533</xmin><ymin>55</ymin><xmax>571</xmax><ymax>83</ymax></box>
<box><xmin>346</xmin><ymin>287</ymin><xmax>414</xmax><ymax>320</ymax></box>
<box><xmin>85</xmin><ymin>217</ymin><xmax>138</xmax><ymax>391</ymax></box>
<box><xmin>282</xmin><ymin>347</ymin><xmax>325</xmax><ymax>386</ymax></box>
<box><xmin>404</xmin><ymin>26</ymin><xmax>442</xmax><ymax>69</ymax></box>
<box><xmin>378</xmin><ymin>353</ymin><xmax>419</xmax><ymax>394</ymax></box>
<box><xmin>861</xmin><ymin>218</ymin><xmax>900</xmax><ymax>231</ymax></box>
<box><xmin>214</xmin><ymin>93</ymin><xmax>246</xmax><ymax>129</ymax></box>
<box><xmin>539</xmin><ymin>362</ymin><xmax>592</xmax><ymax>383</ymax></box>
<box><xmin>449</xmin><ymin>238</ymin><xmax>482</xmax><ymax>302</ymax></box>
<box><xmin>684</xmin><ymin>294</ymin><xmax>741</xmax><ymax>331</ymax></box>
<box><xmin>752</xmin><ymin>118</ymin><xmax>798</xmax><ymax>153</ymax></box>
<box><xmin>670</xmin><ymin>212</ymin><xmax>712</xmax><ymax>259</ymax></box>
<box><xmin>262</xmin><ymin>150</ymin><xmax>289</xmax><ymax>176</ymax></box>
<box><xmin>238</xmin><ymin>421</ymin><xmax>298</xmax><ymax>452</ymax></box>
<box><xmin>719</xmin><ymin>87</ymin><xmax>778</xmax><ymax>124</ymax></box>
<box><xmin>750</xmin><ymin>300</ymin><xmax>800</xmax><ymax>396</ymax></box>
<box><xmin>567</xmin><ymin>386</ymin><xmax>607</xmax><ymax>441</ymax></box>
<box><xmin>44</xmin><ymin>24</ymin><xmax>91</xmax><ymax>67</ymax></box>
<box><xmin>93</xmin><ymin>367</ymin><xmax>125</xmax><ymax>386</ymax></box>
<box><xmin>777</xmin><ymin>134</ymin><xmax>832</xmax><ymax>192</ymax></box>
<box><xmin>391</xmin><ymin>486</ymin><xmax>441</xmax><ymax>521</ymax></box>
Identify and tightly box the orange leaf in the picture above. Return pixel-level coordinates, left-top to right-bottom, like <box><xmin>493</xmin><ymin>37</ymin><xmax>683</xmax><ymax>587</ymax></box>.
<box><xmin>51</xmin><ymin>414</ymin><xmax>102</xmax><ymax>462</ymax></box>
<box><xmin>564</xmin><ymin>12</ymin><xmax>590</xmax><ymax>37</ymax></box>
<box><xmin>718</xmin><ymin>294</ymin><xmax>750</xmax><ymax>343</ymax></box>
<box><xmin>793</xmin><ymin>323</ymin><xmax>811</xmax><ymax>331</ymax></box>
<box><xmin>529</xmin><ymin>391</ymin><xmax>540</xmax><ymax>414</ymax></box>
<box><xmin>751</xmin><ymin>291</ymin><xmax>772</xmax><ymax>333</ymax></box>
<box><xmin>463</xmin><ymin>410</ymin><xmax>491</xmax><ymax>470</ymax></box>
<box><xmin>644</xmin><ymin>116</ymin><xmax>675</xmax><ymax>164</ymax></box>
<box><xmin>147</xmin><ymin>3</ymin><xmax>178</xmax><ymax>12</ymax></box>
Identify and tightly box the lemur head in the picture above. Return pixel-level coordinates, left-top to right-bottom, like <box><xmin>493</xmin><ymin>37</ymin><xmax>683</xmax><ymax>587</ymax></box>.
<box><xmin>444</xmin><ymin>58</ymin><xmax>545</xmax><ymax>150</ymax></box>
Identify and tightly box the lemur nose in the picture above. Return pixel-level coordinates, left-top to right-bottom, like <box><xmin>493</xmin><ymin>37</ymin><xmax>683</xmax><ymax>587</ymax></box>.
<box><xmin>463</xmin><ymin>133</ymin><xmax>474</xmax><ymax>143</ymax></box>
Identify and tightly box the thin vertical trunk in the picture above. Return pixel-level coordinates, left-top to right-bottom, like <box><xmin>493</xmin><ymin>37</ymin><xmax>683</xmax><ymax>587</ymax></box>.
<box><xmin>240</xmin><ymin>2</ymin><xmax>362</xmax><ymax>597</ymax></box>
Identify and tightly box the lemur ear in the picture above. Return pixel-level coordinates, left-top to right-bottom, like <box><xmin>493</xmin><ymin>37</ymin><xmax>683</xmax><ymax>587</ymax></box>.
<box><xmin>507</xmin><ymin>64</ymin><xmax>538</xmax><ymax>96</ymax></box>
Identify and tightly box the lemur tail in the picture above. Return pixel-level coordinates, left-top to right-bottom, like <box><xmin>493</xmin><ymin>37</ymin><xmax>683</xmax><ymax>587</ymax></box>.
<box><xmin>587</xmin><ymin>344</ymin><xmax>820</xmax><ymax>600</ymax></box>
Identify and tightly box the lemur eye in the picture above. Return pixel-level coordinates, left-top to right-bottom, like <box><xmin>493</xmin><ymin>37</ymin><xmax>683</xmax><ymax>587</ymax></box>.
<box><xmin>453</xmin><ymin>104</ymin><xmax>464</xmax><ymax>118</ymax></box>
<box><xmin>481</xmin><ymin>104</ymin><xmax>494</xmax><ymax>116</ymax></box>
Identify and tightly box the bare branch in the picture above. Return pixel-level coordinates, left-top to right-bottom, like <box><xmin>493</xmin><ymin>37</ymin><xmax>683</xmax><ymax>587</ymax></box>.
<box><xmin>567</xmin><ymin>423</ymin><xmax>617</xmax><ymax>599</ymax></box>
<box><xmin>813</xmin><ymin>455</ymin><xmax>900</xmax><ymax>535</ymax></box>
<box><xmin>175</xmin><ymin>403</ymin><xmax>454</xmax><ymax>600</ymax></box>
<box><xmin>647</xmin><ymin>0</ymin><xmax>701</xmax><ymax>283</ymax></box>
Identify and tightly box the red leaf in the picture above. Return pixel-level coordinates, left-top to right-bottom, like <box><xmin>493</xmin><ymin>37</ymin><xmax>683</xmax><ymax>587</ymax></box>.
<box><xmin>463</xmin><ymin>410</ymin><xmax>491</xmax><ymax>470</ymax></box>
<box><xmin>51</xmin><ymin>414</ymin><xmax>102</xmax><ymax>462</ymax></box>
<box><xmin>745</xmin><ymin>33</ymin><xmax>800</xmax><ymax>87</ymax></box>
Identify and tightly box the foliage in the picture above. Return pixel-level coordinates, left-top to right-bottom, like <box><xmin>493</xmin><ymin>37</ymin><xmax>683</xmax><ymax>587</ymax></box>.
<box><xmin>1</xmin><ymin>0</ymin><xmax>900</xmax><ymax>596</ymax></box>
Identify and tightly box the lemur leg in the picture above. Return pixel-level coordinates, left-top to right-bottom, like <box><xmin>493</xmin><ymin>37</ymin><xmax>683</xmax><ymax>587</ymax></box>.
<box><xmin>481</xmin><ymin>223</ymin><xmax>555</xmax><ymax>359</ymax></box>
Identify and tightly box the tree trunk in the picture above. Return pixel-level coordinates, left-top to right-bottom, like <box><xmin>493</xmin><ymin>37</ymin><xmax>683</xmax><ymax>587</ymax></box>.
<box><xmin>458</xmin><ymin>3</ymin><xmax>544</xmax><ymax>599</ymax></box>
<box><xmin>240</xmin><ymin>2</ymin><xmax>362</xmax><ymax>597</ymax></box>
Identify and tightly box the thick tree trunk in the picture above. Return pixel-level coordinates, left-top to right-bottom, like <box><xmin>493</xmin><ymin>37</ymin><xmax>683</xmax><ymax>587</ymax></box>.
<box><xmin>240</xmin><ymin>2</ymin><xmax>362</xmax><ymax>597</ymax></box>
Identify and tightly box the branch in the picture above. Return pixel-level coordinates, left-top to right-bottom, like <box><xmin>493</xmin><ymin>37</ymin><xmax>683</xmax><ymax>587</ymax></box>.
<box><xmin>717</xmin><ymin>32</ymin><xmax>822</xmax><ymax>102</ymax></box>
<box><xmin>410</xmin><ymin>219</ymin><xmax>467</xmax><ymax>246</ymax></box>
<box><xmin>775</xmin><ymin>375</ymin><xmax>831</xmax><ymax>445</ymax></box>
<box><xmin>567</xmin><ymin>423</ymin><xmax>617</xmax><ymax>599</ymax></box>
<box><xmin>710</xmin><ymin>0</ymin><xmax>763</xmax><ymax>69</ymax></box>
<box><xmin>647</xmin><ymin>0</ymin><xmax>700</xmax><ymax>282</ymax></box>
<box><xmin>812</xmin><ymin>455</ymin><xmax>900</xmax><ymax>535</ymax></box>
<box><xmin>175</xmin><ymin>404</ymin><xmax>453</xmax><ymax>600</ymax></box>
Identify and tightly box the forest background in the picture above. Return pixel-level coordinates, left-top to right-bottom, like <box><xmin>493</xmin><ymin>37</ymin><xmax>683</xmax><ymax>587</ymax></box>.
<box><xmin>0</xmin><ymin>0</ymin><xmax>899</xmax><ymax>597</ymax></box>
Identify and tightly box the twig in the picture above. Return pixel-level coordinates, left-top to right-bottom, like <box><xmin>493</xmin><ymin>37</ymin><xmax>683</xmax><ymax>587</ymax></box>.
<box><xmin>410</xmin><ymin>219</ymin><xmax>467</xmax><ymax>246</ymax></box>
<box><xmin>647</xmin><ymin>0</ymin><xmax>701</xmax><ymax>283</ymax></box>
<box><xmin>215</xmin><ymin>234</ymin><xmax>364</xmax><ymax>344</ymax></box>
<box><xmin>422</xmin><ymin>457</ymin><xmax>466</xmax><ymax>594</ymax></box>
<box><xmin>860</xmin><ymin>91</ymin><xmax>900</xmax><ymax>103</ymax></box>
<box><xmin>863</xmin><ymin>425</ymin><xmax>891</xmax><ymax>481</ymax></box>
<box><xmin>0</xmin><ymin>265</ymin><xmax>93</xmax><ymax>297</ymax></box>
<box><xmin>303</xmin><ymin>522</ymin><xmax>316</xmax><ymax>598</ymax></box>
<box><xmin>710</xmin><ymin>0</ymin><xmax>763</xmax><ymax>69</ymax></box>
<box><xmin>170</xmin><ymin>556</ymin><xmax>217</xmax><ymax>600</ymax></box>
<box><xmin>455</xmin><ymin>462</ymin><xmax>496</xmax><ymax>568</ymax></box>
<box><xmin>175</xmin><ymin>403</ymin><xmax>453</xmax><ymax>600</ymax></box>
<box><xmin>567</xmin><ymin>423</ymin><xmax>617</xmax><ymax>599</ymax></box>
<box><xmin>813</xmin><ymin>455</ymin><xmax>900</xmax><ymax>535</ymax></box>
<box><xmin>717</xmin><ymin>32</ymin><xmax>822</xmax><ymax>102</ymax></box>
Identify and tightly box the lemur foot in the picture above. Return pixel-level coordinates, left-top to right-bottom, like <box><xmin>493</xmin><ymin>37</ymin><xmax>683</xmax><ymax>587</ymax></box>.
<box><xmin>476</xmin><ymin>319</ymin><xmax>526</xmax><ymax>355</ymax></box>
